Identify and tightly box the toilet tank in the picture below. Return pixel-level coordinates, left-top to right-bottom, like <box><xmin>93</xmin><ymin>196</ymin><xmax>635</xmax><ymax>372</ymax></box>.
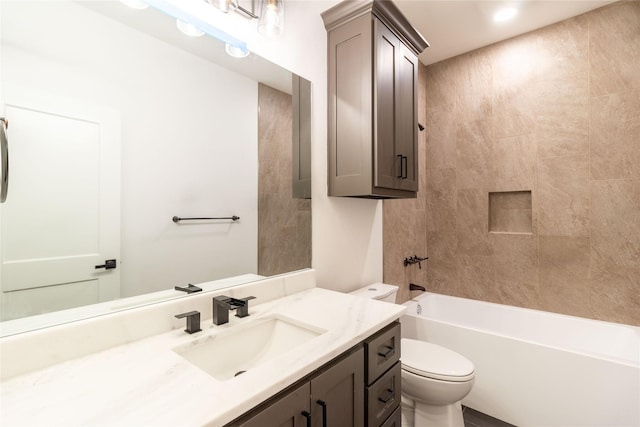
<box><xmin>349</xmin><ymin>283</ymin><xmax>398</xmax><ymax>303</ymax></box>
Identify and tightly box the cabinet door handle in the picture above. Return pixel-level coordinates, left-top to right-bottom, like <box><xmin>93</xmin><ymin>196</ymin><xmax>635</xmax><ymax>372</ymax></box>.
<box><xmin>378</xmin><ymin>388</ymin><xmax>395</xmax><ymax>404</ymax></box>
<box><xmin>301</xmin><ymin>411</ymin><xmax>311</xmax><ymax>427</ymax></box>
<box><xmin>397</xmin><ymin>154</ymin><xmax>404</xmax><ymax>178</ymax></box>
<box><xmin>378</xmin><ymin>345</ymin><xmax>395</xmax><ymax>359</ymax></box>
<box><xmin>317</xmin><ymin>400</ymin><xmax>327</xmax><ymax>427</ymax></box>
<box><xmin>402</xmin><ymin>155</ymin><xmax>408</xmax><ymax>179</ymax></box>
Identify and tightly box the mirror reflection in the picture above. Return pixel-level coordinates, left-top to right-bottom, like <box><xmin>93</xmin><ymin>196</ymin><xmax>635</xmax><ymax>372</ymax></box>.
<box><xmin>0</xmin><ymin>0</ymin><xmax>311</xmax><ymax>332</ymax></box>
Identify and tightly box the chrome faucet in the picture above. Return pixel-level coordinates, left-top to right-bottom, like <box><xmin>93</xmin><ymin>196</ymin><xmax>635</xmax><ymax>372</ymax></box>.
<box><xmin>212</xmin><ymin>295</ymin><xmax>256</xmax><ymax>325</ymax></box>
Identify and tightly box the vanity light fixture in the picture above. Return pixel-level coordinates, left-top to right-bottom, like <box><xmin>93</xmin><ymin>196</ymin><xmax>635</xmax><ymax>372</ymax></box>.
<box><xmin>257</xmin><ymin>0</ymin><xmax>284</xmax><ymax>37</ymax></box>
<box><xmin>493</xmin><ymin>6</ymin><xmax>518</xmax><ymax>22</ymax></box>
<box><xmin>144</xmin><ymin>0</ymin><xmax>251</xmax><ymax>57</ymax></box>
<box><xmin>120</xmin><ymin>0</ymin><xmax>149</xmax><ymax>10</ymax></box>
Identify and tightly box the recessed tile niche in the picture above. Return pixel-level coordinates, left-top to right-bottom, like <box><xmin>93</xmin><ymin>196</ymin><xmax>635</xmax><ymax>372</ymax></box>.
<box><xmin>489</xmin><ymin>191</ymin><xmax>532</xmax><ymax>234</ymax></box>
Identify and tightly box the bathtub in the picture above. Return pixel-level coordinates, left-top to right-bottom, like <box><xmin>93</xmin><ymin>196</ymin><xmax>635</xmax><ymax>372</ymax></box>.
<box><xmin>400</xmin><ymin>292</ymin><xmax>640</xmax><ymax>427</ymax></box>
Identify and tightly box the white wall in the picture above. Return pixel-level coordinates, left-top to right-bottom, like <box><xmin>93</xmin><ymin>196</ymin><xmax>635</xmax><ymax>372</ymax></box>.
<box><xmin>1</xmin><ymin>2</ymin><xmax>259</xmax><ymax>297</ymax></box>
<box><xmin>171</xmin><ymin>0</ymin><xmax>384</xmax><ymax>292</ymax></box>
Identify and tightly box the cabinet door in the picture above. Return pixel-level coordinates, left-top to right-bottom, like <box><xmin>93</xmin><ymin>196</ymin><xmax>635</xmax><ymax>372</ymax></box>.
<box><xmin>237</xmin><ymin>382</ymin><xmax>311</xmax><ymax>427</ymax></box>
<box><xmin>373</xmin><ymin>19</ymin><xmax>419</xmax><ymax>193</ymax></box>
<box><xmin>373</xmin><ymin>18</ymin><xmax>401</xmax><ymax>191</ymax></box>
<box><xmin>395</xmin><ymin>41</ymin><xmax>419</xmax><ymax>191</ymax></box>
<box><xmin>311</xmin><ymin>347</ymin><xmax>365</xmax><ymax>427</ymax></box>
<box><xmin>327</xmin><ymin>13</ymin><xmax>373</xmax><ymax>197</ymax></box>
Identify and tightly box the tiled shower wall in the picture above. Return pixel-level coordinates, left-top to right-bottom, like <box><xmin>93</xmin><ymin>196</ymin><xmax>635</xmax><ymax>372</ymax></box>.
<box><xmin>258</xmin><ymin>84</ymin><xmax>312</xmax><ymax>276</ymax></box>
<box><xmin>383</xmin><ymin>1</ymin><xmax>640</xmax><ymax>325</ymax></box>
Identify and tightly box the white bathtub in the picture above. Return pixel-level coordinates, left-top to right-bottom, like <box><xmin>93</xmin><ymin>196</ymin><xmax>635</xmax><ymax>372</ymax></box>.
<box><xmin>400</xmin><ymin>292</ymin><xmax>640</xmax><ymax>427</ymax></box>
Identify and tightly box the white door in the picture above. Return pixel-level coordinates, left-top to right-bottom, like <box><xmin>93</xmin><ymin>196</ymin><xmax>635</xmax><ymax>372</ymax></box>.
<box><xmin>0</xmin><ymin>86</ymin><xmax>121</xmax><ymax>321</ymax></box>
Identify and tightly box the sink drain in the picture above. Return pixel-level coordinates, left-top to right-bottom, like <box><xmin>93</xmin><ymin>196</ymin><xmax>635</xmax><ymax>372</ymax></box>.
<box><xmin>234</xmin><ymin>370</ymin><xmax>247</xmax><ymax>377</ymax></box>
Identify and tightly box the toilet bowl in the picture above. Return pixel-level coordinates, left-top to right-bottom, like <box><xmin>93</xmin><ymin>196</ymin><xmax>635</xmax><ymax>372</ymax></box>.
<box><xmin>401</xmin><ymin>338</ymin><xmax>475</xmax><ymax>427</ymax></box>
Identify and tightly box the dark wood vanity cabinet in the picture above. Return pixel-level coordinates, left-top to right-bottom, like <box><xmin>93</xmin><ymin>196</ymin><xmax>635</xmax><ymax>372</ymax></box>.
<box><xmin>235</xmin><ymin>381</ymin><xmax>311</xmax><ymax>427</ymax></box>
<box><xmin>322</xmin><ymin>1</ymin><xmax>428</xmax><ymax>199</ymax></box>
<box><xmin>232</xmin><ymin>347</ymin><xmax>364</xmax><ymax>427</ymax></box>
<box><xmin>229</xmin><ymin>322</ymin><xmax>401</xmax><ymax>427</ymax></box>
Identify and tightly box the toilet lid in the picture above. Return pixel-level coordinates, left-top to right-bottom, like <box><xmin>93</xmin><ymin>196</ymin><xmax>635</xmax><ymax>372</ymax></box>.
<box><xmin>401</xmin><ymin>338</ymin><xmax>475</xmax><ymax>382</ymax></box>
<box><xmin>350</xmin><ymin>283</ymin><xmax>397</xmax><ymax>300</ymax></box>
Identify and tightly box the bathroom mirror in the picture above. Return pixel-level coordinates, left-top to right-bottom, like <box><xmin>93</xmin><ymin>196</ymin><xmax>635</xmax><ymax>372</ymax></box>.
<box><xmin>0</xmin><ymin>0</ymin><xmax>311</xmax><ymax>335</ymax></box>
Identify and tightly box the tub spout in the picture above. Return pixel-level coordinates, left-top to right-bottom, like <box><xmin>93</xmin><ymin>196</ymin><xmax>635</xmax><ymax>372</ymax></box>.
<box><xmin>409</xmin><ymin>283</ymin><xmax>426</xmax><ymax>292</ymax></box>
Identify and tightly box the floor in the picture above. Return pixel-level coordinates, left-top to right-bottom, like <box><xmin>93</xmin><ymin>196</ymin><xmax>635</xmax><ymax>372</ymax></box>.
<box><xmin>463</xmin><ymin>406</ymin><xmax>516</xmax><ymax>427</ymax></box>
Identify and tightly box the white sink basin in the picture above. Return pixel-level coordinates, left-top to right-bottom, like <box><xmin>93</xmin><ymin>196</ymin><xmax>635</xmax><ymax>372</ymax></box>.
<box><xmin>173</xmin><ymin>316</ymin><xmax>326</xmax><ymax>381</ymax></box>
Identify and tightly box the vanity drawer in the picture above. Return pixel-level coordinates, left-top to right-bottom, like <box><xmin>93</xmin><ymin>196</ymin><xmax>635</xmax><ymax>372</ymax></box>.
<box><xmin>366</xmin><ymin>362</ymin><xmax>401</xmax><ymax>427</ymax></box>
<box><xmin>365</xmin><ymin>321</ymin><xmax>400</xmax><ymax>384</ymax></box>
<box><xmin>380</xmin><ymin>406</ymin><xmax>401</xmax><ymax>427</ymax></box>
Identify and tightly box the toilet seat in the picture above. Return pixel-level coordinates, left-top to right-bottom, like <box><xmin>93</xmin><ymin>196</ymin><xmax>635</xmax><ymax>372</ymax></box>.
<box><xmin>401</xmin><ymin>338</ymin><xmax>475</xmax><ymax>382</ymax></box>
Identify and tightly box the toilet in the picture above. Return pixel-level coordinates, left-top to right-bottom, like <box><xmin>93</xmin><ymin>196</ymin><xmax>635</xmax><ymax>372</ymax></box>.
<box><xmin>350</xmin><ymin>283</ymin><xmax>476</xmax><ymax>427</ymax></box>
<box><xmin>401</xmin><ymin>338</ymin><xmax>475</xmax><ymax>427</ymax></box>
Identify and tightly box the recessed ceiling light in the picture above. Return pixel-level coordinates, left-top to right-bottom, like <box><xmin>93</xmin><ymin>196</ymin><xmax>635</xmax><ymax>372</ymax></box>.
<box><xmin>494</xmin><ymin>7</ymin><xmax>518</xmax><ymax>22</ymax></box>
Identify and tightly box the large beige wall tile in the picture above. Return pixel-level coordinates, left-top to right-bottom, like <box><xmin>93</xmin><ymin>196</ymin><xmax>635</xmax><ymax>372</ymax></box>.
<box><xmin>589</xmin><ymin>253</ymin><xmax>640</xmax><ymax>325</ymax></box>
<box><xmin>456</xmin><ymin>189</ymin><xmax>492</xmax><ymax>255</ymax></box>
<box><xmin>425</xmin><ymin>103</ymin><xmax>457</xmax><ymax>169</ymax></box>
<box><xmin>426</xmin><ymin>231</ymin><xmax>458</xmax><ymax>295</ymax></box>
<box><xmin>539</xmin><ymin>236</ymin><xmax>590</xmax><ymax>290</ymax></box>
<box><xmin>539</xmin><ymin>285</ymin><xmax>593</xmax><ymax>319</ymax></box>
<box><xmin>425</xmin><ymin>58</ymin><xmax>458</xmax><ymax>109</ymax></box>
<box><xmin>536</xmin><ymin>14</ymin><xmax>588</xmax><ymax>79</ymax></box>
<box><xmin>456</xmin><ymin>48</ymin><xmax>493</xmax><ymax>122</ymax></box>
<box><xmin>425</xmin><ymin>168</ymin><xmax>456</xmax><ymax>232</ymax></box>
<box><xmin>590</xmin><ymin>180</ymin><xmax>640</xmax><ymax>270</ymax></box>
<box><xmin>589</xmin><ymin>1</ymin><xmax>640</xmax><ymax>98</ymax></box>
<box><xmin>536</xmin><ymin>73</ymin><xmax>589</xmax><ymax>158</ymax></box>
<box><xmin>456</xmin><ymin>254</ymin><xmax>498</xmax><ymax>302</ymax></box>
<box><xmin>590</xmin><ymin>90</ymin><xmax>640</xmax><ymax>180</ymax></box>
<box><xmin>493</xmin><ymin>134</ymin><xmax>537</xmax><ymax>191</ymax></box>
<box><xmin>490</xmin><ymin>234</ymin><xmax>539</xmax><ymax>302</ymax></box>
<box><xmin>456</xmin><ymin>120</ymin><xmax>494</xmax><ymax>189</ymax></box>
<box><xmin>492</xmin><ymin>34</ymin><xmax>537</xmax><ymax>91</ymax></box>
<box><xmin>538</xmin><ymin>155</ymin><xmax>590</xmax><ymax>236</ymax></box>
<box><xmin>492</xmin><ymin>35</ymin><xmax>537</xmax><ymax>139</ymax></box>
<box><xmin>538</xmin><ymin>236</ymin><xmax>593</xmax><ymax>318</ymax></box>
<box><xmin>492</xmin><ymin>85</ymin><xmax>537</xmax><ymax>139</ymax></box>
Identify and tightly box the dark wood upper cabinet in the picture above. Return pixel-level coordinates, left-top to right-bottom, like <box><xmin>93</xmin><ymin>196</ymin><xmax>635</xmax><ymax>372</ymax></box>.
<box><xmin>322</xmin><ymin>0</ymin><xmax>428</xmax><ymax>199</ymax></box>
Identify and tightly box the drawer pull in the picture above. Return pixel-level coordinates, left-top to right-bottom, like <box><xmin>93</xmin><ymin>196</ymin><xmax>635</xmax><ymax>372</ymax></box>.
<box><xmin>378</xmin><ymin>388</ymin><xmax>395</xmax><ymax>404</ymax></box>
<box><xmin>317</xmin><ymin>400</ymin><xmax>327</xmax><ymax>427</ymax></box>
<box><xmin>378</xmin><ymin>346</ymin><xmax>395</xmax><ymax>359</ymax></box>
<box><xmin>301</xmin><ymin>411</ymin><xmax>311</xmax><ymax>427</ymax></box>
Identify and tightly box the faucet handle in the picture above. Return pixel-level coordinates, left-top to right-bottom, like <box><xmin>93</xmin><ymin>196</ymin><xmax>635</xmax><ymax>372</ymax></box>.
<box><xmin>175</xmin><ymin>310</ymin><xmax>202</xmax><ymax>334</ymax></box>
<box><xmin>235</xmin><ymin>296</ymin><xmax>256</xmax><ymax>318</ymax></box>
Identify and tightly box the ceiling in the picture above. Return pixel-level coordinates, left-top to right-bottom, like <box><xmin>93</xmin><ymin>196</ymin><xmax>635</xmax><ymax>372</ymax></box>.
<box><xmin>394</xmin><ymin>0</ymin><xmax>616</xmax><ymax>65</ymax></box>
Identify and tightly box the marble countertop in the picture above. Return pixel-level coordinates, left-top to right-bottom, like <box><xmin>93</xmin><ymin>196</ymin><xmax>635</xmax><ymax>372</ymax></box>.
<box><xmin>0</xmin><ymin>287</ymin><xmax>405</xmax><ymax>426</ymax></box>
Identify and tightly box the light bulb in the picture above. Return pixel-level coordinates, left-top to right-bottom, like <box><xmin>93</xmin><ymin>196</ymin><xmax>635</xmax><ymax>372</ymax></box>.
<box><xmin>176</xmin><ymin>19</ymin><xmax>205</xmax><ymax>37</ymax></box>
<box><xmin>225</xmin><ymin>43</ymin><xmax>250</xmax><ymax>58</ymax></box>
<box><xmin>258</xmin><ymin>0</ymin><xmax>283</xmax><ymax>37</ymax></box>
